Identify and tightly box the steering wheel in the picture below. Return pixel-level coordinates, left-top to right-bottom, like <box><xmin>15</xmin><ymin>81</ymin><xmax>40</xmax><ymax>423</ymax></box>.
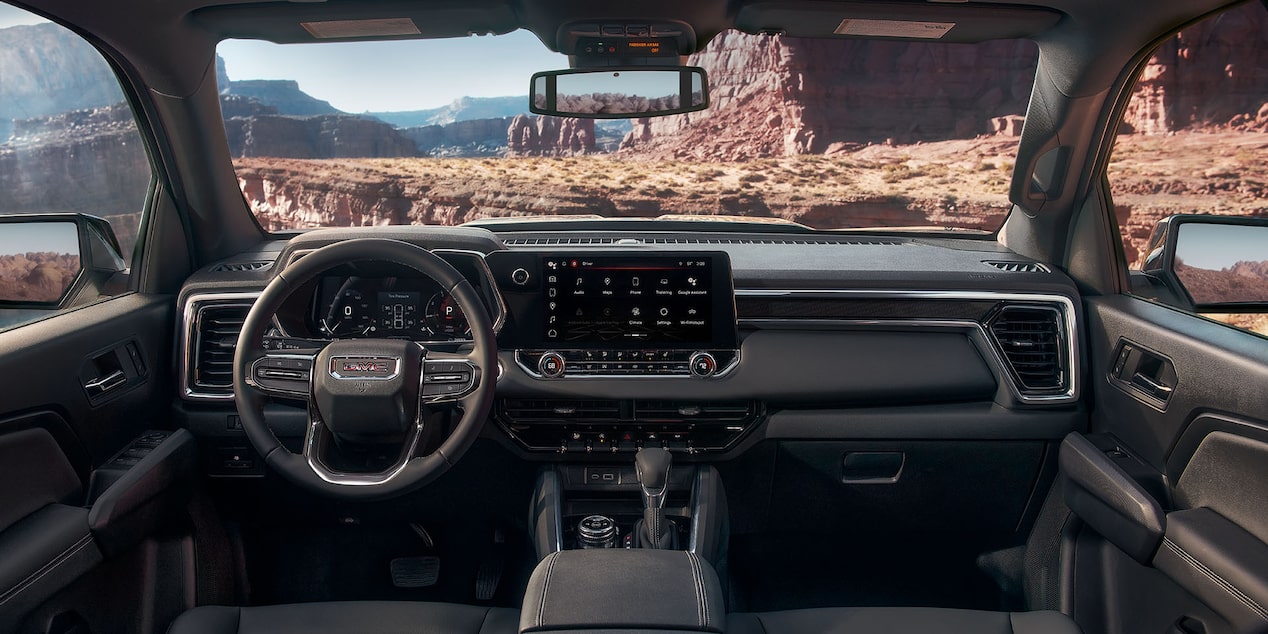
<box><xmin>231</xmin><ymin>238</ymin><xmax>497</xmax><ymax>499</ymax></box>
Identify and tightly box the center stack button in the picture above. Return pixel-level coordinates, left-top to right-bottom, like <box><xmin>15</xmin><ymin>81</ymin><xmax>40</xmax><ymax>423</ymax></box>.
<box><xmin>539</xmin><ymin>351</ymin><xmax>566</xmax><ymax>378</ymax></box>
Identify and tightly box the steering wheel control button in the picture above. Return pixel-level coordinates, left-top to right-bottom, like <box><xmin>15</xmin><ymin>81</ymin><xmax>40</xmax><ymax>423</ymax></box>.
<box><xmin>249</xmin><ymin>355</ymin><xmax>315</xmax><ymax>397</ymax></box>
<box><xmin>539</xmin><ymin>351</ymin><xmax>566</xmax><ymax>378</ymax></box>
<box><xmin>689</xmin><ymin>352</ymin><xmax>717</xmax><ymax>377</ymax></box>
<box><xmin>511</xmin><ymin>267</ymin><xmax>531</xmax><ymax>286</ymax></box>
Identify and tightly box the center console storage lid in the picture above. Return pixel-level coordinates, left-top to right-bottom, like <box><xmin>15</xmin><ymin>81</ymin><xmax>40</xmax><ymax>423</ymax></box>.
<box><xmin>521</xmin><ymin>549</ymin><xmax>725</xmax><ymax>633</ymax></box>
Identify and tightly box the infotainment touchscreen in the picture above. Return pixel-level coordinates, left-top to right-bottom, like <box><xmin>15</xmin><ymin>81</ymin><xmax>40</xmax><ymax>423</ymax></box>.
<box><xmin>538</xmin><ymin>253</ymin><xmax>734</xmax><ymax>347</ymax></box>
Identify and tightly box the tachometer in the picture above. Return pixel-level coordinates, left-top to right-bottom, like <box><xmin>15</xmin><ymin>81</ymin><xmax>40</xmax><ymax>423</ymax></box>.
<box><xmin>425</xmin><ymin>292</ymin><xmax>470</xmax><ymax>338</ymax></box>
<box><xmin>321</xmin><ymin>288</ymin><xmax>374</xmax><ymax>336</ymax></box>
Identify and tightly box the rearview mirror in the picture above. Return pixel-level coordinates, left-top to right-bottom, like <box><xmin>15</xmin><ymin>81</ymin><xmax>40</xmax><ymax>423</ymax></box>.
<box><xmin>529</xmin><ymin>67</ymin><xmax>708</xmax><ymax>119</ymax></box>
<box><xmin>1143</xmin><ymin>215</ymin><xmax>1268</xmax><ymax>311</ymax></box>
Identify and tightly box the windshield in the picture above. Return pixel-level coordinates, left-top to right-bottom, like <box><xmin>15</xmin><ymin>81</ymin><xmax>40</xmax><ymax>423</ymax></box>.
<box><xmin>217</xmin><ymin>31</ymin><xmax>1037</xmax><ymax>233</ymax></box>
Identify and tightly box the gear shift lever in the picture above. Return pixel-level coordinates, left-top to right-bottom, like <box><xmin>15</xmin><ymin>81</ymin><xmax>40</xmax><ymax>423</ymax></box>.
<box><xmin>634</xmin><ymin>448</ymin><xmax>675</xmax><ymax>549</ymax></box>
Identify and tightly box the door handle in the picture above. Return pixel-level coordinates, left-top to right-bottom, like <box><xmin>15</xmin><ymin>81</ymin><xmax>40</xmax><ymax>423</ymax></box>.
<box><xmin>1131</xmin><ymin>373</ymin><xmax>1174</xmax><ymax>396</ymax></box>
<box><xmin>84</xmin><ymin>370</ymin><xmax>126</xmax><ymax>396</ymax></box>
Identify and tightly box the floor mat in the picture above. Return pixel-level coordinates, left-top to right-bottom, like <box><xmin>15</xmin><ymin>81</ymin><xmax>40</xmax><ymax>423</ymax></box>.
<box><xmin>727</xmin><ymin>533</ymin><xmax>1007</xmax><ymax>613</ymax></box>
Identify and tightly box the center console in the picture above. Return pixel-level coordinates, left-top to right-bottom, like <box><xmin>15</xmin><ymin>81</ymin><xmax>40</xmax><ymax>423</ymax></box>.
<box><xmin>486</xmin><ymin>251</ymin><xmax>758</xmax><ymax>455</ymax></box>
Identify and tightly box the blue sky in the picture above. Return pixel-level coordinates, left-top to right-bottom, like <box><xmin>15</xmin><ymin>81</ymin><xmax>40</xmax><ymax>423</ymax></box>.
<box><xmin>1</xmin><ymin>4</ymin><xmax>566</xmax><ymax>112</ymax></box>
<box><xmin>219</xmin><ymin>33</ymin><xmax>566</xmax><ymax>112</ymax></box>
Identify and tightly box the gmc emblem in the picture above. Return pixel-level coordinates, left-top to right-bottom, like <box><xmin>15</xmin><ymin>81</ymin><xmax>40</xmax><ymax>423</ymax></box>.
<box><xmin>329</xmin><ymin>356</ymin><xmax>399</xmax><ymax>380</ymax></box>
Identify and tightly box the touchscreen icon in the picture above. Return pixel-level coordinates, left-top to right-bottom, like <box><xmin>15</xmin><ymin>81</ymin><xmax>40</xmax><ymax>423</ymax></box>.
<box><xmin>632</xmin><ymin>277</ymin><xmax>640</xmax><ymax>287</ymax></box>
<box><xmin>659</xmin><ymin>307</ymin><xmax>669</xmax><ymax>316</ymax></box>
<box><xmin>631</xmin><ymin>307</ymin><xmax>641</xmax><ymax>317</ymax></box>
<box><xmin>687</xmin><ymin>277</ymin><xmax>698</xmax><ymax>287</ymax></box>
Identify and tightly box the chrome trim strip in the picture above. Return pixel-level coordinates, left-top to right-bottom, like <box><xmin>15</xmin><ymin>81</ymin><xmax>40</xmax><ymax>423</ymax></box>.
<box><xmin>733</xmin><ymin>289</ymin><xmax>1079</xmax><ymax>405</ymax></box>
<box><xmin>328</xmin><ymin>355</ymin><xmax>401</xmax><ymax>380</ymax></box>
<box><xmin>180</xmin><ymin>291</ymin><xmax>262</xmax><ymax>402</ymax></box>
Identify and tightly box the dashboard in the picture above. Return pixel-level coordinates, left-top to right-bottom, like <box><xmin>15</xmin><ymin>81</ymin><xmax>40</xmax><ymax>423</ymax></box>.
<box><xmin>177</xmin><ymin>224</ymin><xmax>1084</xmax><ymax>462</ymax></box>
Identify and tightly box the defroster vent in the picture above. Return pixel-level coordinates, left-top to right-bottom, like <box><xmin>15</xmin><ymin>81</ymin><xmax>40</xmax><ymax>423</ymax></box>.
<box><xmin>190</xmin><ymin>302</ymin><xmax>251</xmax><ymax>397</ymax></box>
<box><xmin>988</xmin><ymin>305</ymin><xmax>1067</xmax><ymax>394</ymax></box>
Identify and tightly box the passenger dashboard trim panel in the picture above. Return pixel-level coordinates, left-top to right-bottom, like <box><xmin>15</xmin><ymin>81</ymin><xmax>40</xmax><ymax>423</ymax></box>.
<box><xmin>734</xmin><ymin>289</ymin><xmax>1079</xmax><ymax>404</ymax></box>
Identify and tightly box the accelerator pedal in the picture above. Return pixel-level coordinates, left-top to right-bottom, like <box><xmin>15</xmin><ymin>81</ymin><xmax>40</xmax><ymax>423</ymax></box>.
<box><xmin>474</xmin><ymin>527</ymin><xmax>506</xmax><ymax>601</ymax></box>
<box><xmin>391</xmin><ymin>556</ymin><xmax>440</xmax><ymax>588</ymax></box>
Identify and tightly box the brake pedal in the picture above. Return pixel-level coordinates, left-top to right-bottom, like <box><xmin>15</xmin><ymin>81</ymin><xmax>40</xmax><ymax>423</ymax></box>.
<box><xmin>391</xmin><ymin>556</ymin><xmax>440</xmax><ymax>588</ymax></box>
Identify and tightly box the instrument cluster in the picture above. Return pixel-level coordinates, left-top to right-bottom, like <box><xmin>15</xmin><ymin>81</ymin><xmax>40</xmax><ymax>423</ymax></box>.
<box><xmin>308</xmin><ymin>275</ymin><xmax>469</xmax><ymax>341</ymax></box>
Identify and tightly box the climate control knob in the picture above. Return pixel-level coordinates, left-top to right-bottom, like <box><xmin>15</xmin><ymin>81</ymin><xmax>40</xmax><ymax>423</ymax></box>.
<box><xmin>538</xmin><ymin>351</ymin><xmax>566</xmax><ymax>378</ymax></box>
<box><xmin>689</xmin><ymin>352</ymin><xmax>717</xmax><ymax>377</ymax></box>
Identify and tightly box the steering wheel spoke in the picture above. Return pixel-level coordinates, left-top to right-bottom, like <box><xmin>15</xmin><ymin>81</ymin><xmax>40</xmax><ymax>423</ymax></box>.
<box><xmin>301</xmin><ymin>402</ymin><xmax>427</xmax><ymax>486</ymax></box>
<box><xmin>421</xmin><ymin>350</ymin><xmax>482</xmax><ymax>404</ymax></box>
<box><xmin>245</xmin><ymin>350</ymin><xmax>317</xmax><ymax>399</ymax></box>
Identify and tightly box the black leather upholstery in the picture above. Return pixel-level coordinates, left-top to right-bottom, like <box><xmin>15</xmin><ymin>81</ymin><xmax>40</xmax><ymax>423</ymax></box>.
<box><xmin>521</xmin><ymin>550</ymin><xmax>725</xmax><ymax>632</ymax></box>
<box><xmin>167</xmin><ymin>601</ymin><xmax>519</xmax><ymax>634</ymax></box>
<box><xmin>1153</xmin><ymin>507</ymin><xmax>1268</xmax><ymax>632</ymax></box>
<box><xmin>727</xmin><ymin>607</ymin><xmax>1082</xmax><ymax>633</ymax></box>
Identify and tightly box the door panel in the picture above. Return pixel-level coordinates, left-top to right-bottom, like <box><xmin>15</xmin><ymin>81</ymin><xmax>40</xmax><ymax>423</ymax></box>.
<box><xmin>1075</xmin><ymin>295</ymin><xmax>1268</xmax><ymax>634</ymax></box>
<box><xmin>0</xmin><ymin>294</ymin><xmax>174</xmax><ymax>631</ymax></box>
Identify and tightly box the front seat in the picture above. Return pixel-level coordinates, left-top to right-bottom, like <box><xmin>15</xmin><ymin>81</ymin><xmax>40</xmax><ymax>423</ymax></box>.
<box><xmin>167</xmin><ymin>601</ymin><xmax>520</xmax><ymax>634</ymax></box>
<box><xmin>727</xmin><ymin>606</ymin><xmax>1081</xmax><ymax>633</ymax></box>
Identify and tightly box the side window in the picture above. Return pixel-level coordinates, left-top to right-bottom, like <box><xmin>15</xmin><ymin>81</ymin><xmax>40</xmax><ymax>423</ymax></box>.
<box><xmin>1107</xmin><ymin>3</ymin><xmax>1268</xmax><ymax>336</ymax></box>
<box><xmin>0</xmin><ymin>4</ymin><xmax>152</xmax><ymax>331</ymax></box>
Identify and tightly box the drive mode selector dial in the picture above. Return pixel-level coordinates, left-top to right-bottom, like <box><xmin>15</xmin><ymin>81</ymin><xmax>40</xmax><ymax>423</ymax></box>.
<box><xmin>689</xmin><ymin>351</ymin><xmax>717</xmax><ymax>377</ymax></box>
<box><xmin>539</xmin><ymin>351</ymin><xmax>566</xmax><ymax>378</ymax></box>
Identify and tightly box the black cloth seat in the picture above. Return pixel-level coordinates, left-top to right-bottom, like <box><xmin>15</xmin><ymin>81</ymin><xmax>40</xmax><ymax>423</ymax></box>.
<box><xmin>167</xmin><ymin>601</ymin><xmax>520</xmax><ymax>634</ymax></box>
<box><xmin>727</xmin><ymin>607</ymin><xmax>1081</xmax><ymax>634</ymax></box>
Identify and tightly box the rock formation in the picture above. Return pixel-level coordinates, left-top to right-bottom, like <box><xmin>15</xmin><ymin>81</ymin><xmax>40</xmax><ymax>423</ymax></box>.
<box><xmin>507</xmin><ymin>115</ymin><xmax>596</xmax><ymax>156</ymax></box>
<box><xmin>402</xmin><ymin>117</ymin><xmax>514</xmax><ymax>156</ymax></box>
<box><xmin>221</xmin><ymin>80</ymin><xmax>340</xmax><ymax>116</ymax></box>
<box><xmin>223</xmin><ymin>114</ymin><xmax>418</xmax><ymax>159</ymax></box>
<box><xmin>0</xmin><ymin>104</ymin><xmax>148</xmax><ymax>253</ymax></box>
<box><xmin>621</xmin><ymin>31</ymin><xmax>1038</xmax><ymax>159</ymax></box>
<box><xmin>0</xmin><ymin>23</ymin><xmax>124</xmax><ymax>139</ymax></box>
<box><xmin>0</xmin><ymin>253</ymin><xmax>81</xmax><ymax>303</ymax></box>
<box><xmin>1122</xmin><ymin>4</ymin><xmax>1268</xmax><ymax>134</ymax></box>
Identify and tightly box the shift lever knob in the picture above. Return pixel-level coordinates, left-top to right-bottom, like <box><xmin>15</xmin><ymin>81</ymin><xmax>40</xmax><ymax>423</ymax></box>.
<box><xmin>635</xmin><ymin>447</ymin><xmax>672</xmax><ymax>502</ymax></box>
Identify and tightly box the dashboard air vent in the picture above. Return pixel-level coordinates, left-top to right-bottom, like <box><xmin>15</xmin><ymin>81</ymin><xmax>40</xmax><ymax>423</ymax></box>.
<box><xmin>209</xmin><ymin>261</ymin><xmax>272</xmax><ymax>273</ymax></box>
<box><xmin>633</xmin><ymin>400</ymin><xmax>753</xmax><ymax>422</ymax></box>
<box><xmin>983</xmin><ymin>260</ymin><xmax>1051</xmax><ymax>273</ymax></box>
<box><xmin>500</xmin><ymin>399</ymin><xmax>622</xmax><ymax>421</ymax></box>
<box><xmin>191</xmin><ymin>303</ymin><xmax>250</xmax><ymax>396</ymax></box>
<box><xmin>988</xmin><ymin>305</ymin><xmax>1066</xmax><ymax>393</ymax></box>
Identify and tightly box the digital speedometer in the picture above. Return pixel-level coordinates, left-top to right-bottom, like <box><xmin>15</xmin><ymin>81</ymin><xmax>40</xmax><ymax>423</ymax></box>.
<box><xmin>320</xmin><ymin>288</ymin><xmax>374</xmax><ymax>336</ymax></box>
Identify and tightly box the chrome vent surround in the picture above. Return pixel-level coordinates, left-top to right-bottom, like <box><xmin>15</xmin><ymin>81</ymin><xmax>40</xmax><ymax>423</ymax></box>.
<box><xmin>209</xmin><ymin>261</ymin><xmax>272</xmax><ymax>273</ymax></box>
<box><xmin>501</xmin><ymin>236</ymin><xmax>902</xmax><ymax>246</ymax></box>
<box><xmin>983</xmin><ymin>260</ymin><xmax>1051</xmax><ymax>273</ymax></box>
<box><xmin>988</xmin><ymin>304</ymin><xmax>1066</xmax><ymax>394</ymax></box>
<box><xmin>181</xmin><ymin>293</ymin><xmax>259</xmax><ymax>400</ymax></box>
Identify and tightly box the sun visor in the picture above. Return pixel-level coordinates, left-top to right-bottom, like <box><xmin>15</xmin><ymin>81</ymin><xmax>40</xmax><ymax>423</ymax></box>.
<box><xmin>735</xmin><ymin>2</ymin><xmax>1063</xmax><ymax>42</ymax></box>
<box><xmin>193</xmin><ymin>0</ymin><xmax>519</xmax><ymax>43</ymax></box>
